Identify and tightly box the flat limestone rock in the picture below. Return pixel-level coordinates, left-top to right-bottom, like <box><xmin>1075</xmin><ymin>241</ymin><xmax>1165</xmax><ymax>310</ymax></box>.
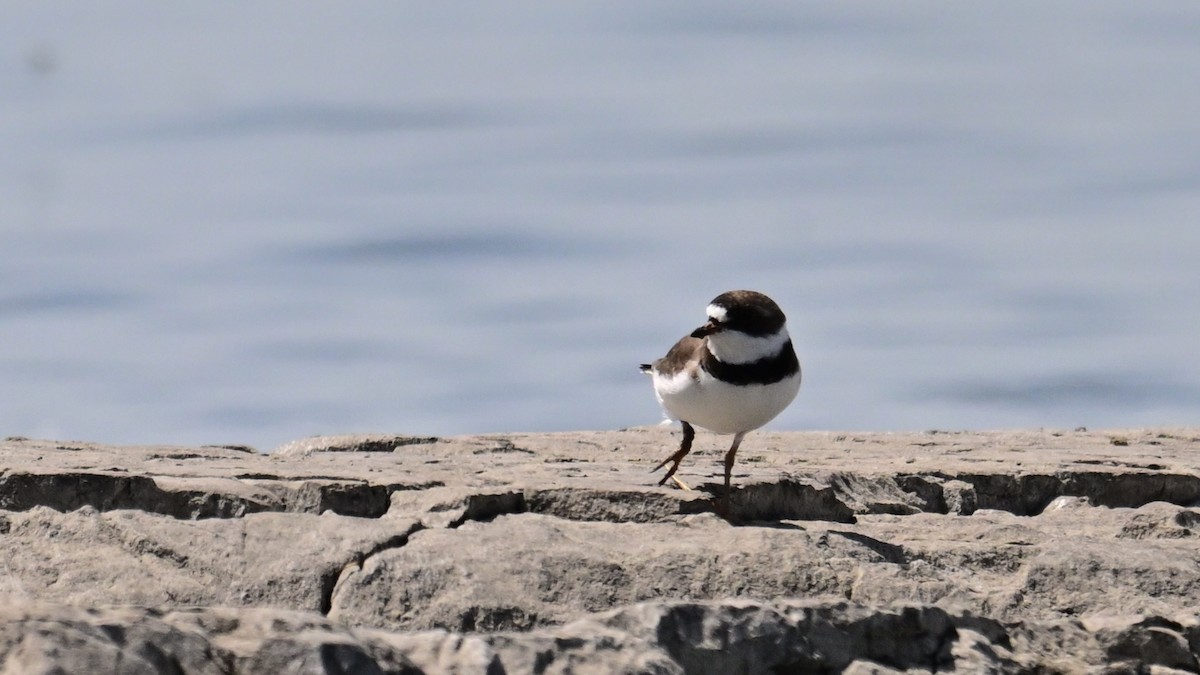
<box><xmin>2</xmin><ymin>427</ymin><xmax>1200</xmax><ymax>673</ymax></box>
<box><xmin>0</xmin><ymin>506</ymin><xmax>420</xmax><ymax>612</ymax></box>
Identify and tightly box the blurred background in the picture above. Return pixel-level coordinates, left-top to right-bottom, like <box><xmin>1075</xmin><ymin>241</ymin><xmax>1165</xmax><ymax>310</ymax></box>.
<box><xmin>3</xmin><ymin>2</ymin><xmax>1198</xmax><ymax>450</ymax></box>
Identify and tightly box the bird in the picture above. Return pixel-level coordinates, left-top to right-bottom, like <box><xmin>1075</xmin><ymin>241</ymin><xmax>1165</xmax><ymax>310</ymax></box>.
<box><xmin>640</xmin><ymin>290</ymin><xmax>801</xmax><ymax>513</ymax></box>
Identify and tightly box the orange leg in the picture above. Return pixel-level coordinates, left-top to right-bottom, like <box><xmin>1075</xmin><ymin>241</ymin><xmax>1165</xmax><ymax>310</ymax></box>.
<box><xmin>716</xmin><ymin>432</ymin><xmax>746</xmax><ymax>516</ymax></box>
<box><xmin>652</xmin><ymin>421</ymin><xmax>695</xmax><ymax>489</ymax></box>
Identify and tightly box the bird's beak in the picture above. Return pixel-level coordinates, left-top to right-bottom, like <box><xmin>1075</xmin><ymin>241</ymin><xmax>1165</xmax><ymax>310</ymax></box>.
<box><xmin>690</xmin><ymin>320</ymin><xmax>720</xmax><ymax>339</ymax></box>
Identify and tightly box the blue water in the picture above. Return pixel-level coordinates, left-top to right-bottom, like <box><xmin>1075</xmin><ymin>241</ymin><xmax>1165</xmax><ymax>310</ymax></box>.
<box><xmin>3</xmin><ymin>2</ymin><xmax>1199</xmax><ymax>450</ymax></box>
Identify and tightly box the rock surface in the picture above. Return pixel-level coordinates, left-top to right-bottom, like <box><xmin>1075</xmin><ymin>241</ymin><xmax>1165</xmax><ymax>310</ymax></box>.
<box><xmin>2</xmin><ymin>427</ymin><xmax>1200</xmax><ymax>673</ymax></box>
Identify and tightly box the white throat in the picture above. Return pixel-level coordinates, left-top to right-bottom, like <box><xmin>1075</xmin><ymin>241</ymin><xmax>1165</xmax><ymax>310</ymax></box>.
<box><xmin>706</xmin><ymin>326</ymin><xmax>790</xmax><ymax>365</ymax></box>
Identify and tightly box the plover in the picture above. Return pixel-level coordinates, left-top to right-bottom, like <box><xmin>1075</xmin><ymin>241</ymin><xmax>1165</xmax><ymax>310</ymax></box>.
<box><xmin>640</xmin><ymin>290</ymin><xmax>801</xmax><ymax>510</ymax></box>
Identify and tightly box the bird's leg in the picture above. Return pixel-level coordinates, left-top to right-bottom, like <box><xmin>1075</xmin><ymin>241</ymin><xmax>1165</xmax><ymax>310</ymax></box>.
<box><xmin>715</xmin><ymin>432</ymin><xmax>746</xmax><ymax>517</ymax></box>
<box><xmin>652</xmin><ymin>421</ymin><xmax>695</xmax><ymax>489</ymax></box>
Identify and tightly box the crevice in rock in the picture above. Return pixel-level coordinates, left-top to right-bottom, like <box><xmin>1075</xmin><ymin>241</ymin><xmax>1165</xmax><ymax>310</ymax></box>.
<box><xmin>523</xmin><ymin>488</ymin><xmax>707</xmax><ymax>524</ymax></box>
<box><xmin>825</xmin><ymin>530</ymin><xmax>908</xmax><ymax>564</ymax></box>
<box><xmin>344</xmin><ymin>436</ymin><xmax>441</xmax><ymax>452</ymax></box>
<box><xmin>321</xmin><ymin>524</ymin><xmax>425</xmax><ymax>616</ymax></box>
<box><xmin>956</xmin><ymin>471</ymin><xmax>1200</xmax><ymax>516</ymax></box>
<box><xmin>200</xmin><ymin>444</ymin><xmax>258</xmax><ymax>454</ymax></box>
<box><xmin>731</xmin><ymin>478</ymin><xmax>857</xmax><ymax>523</ymax></box>
<box><xmin>473</xmin><ymin>438</ymin><xmax>535</xmax><ymax>455</ymax></box>
<box><xmin>160</xmin><ymin>486</ymin><xmax>275</xmax><ymax>520</ymax></box>
<box><xmin>264</xmin><ymin>481</ymin><xmax>393</xmax><ymax>518</ymax></box>
<box><xmin>392</xmin><ymin>489</ymin><xmax>529</xmax><ymax>529</ymax></box>
<box><xmin>9</xmin><ymin>465</ymin><xmax>1200</xmax><ymax>529</ymax></box>
<box><xmin>457</xmin><ymin>606</ymin><xmax>542</xmax><ymax>633</ymax></box>
<box><xmin>888</xmin><ymin>470</ymin><xmax>1200</xmax><ymax>518</ymax></box>
<box><xmin>895</xmin><ymin>474</ymin><xmax>951</xmax><ymax>514</ymax></box>
<box><xmin>825</xmin><ymin>472</ymin><xmax>927</xmax><ymax>515</ymax></box>
<box><xmin>957</xmin><ymin>473</ymin><xmax>1070</xmax><ymax>515</ymax></box>
<box><xmin>271</xmin><ymin>435</ymin><xmax>443</xmax><ymax>455</ymax></box>
<box><xmin>0</xmin><ymin>472</ymin><xmax>195</xmax><ymax>517</ymax></box>
<box><xmin>445</xmin><ymin>491</ymin><xmax>526</xmax><ymax>528</ymax></box>
<box><xmin>0</xmin><ymin>472</ymin><xmax>445</xmax><ymax>521</ymax></box>
<box><xmin>683</xmin><ymin>469</ymin><xmax>1200</xmax><ymax>524</ymax></box>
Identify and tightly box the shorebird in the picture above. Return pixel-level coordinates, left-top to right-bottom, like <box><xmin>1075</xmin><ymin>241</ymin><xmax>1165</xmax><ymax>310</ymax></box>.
<box><xmin>640</xmin><ymin>290</ymin><xmax>801</xmax><ymax>511</ymax></box>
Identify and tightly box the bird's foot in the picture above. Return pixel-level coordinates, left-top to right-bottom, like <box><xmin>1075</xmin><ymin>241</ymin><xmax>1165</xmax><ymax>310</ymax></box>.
<box><xmin>651</xmin><ymin>450</ymin><xmax>689</xmax><ymax>486</ymax></box>
<box><xmin>651</xmin><ymin>422</ymin><xmax>696</xmax><ymax>488</ymax></box>
<box><xmin>669</xmin><ymin>475</ymin><xmax>693</xmax><ymax>491</ymax></box>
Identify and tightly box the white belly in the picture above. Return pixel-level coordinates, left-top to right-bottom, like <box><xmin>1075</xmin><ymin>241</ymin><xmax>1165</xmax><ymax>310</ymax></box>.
<box><xmin>651</xmin><ymin>368</ymin><xmax>801</xmax><ymax>434</ymax></box>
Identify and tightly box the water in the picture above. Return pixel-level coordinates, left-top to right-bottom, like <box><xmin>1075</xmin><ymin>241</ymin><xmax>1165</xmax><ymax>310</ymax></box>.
<box><xmin>3</xmin><ymin>2</ymin><xmax>1199</xmax><ymax>450</ymax></box>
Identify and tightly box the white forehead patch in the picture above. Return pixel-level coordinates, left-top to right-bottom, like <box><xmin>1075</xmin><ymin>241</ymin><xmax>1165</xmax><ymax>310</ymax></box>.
<box><xmin>706</xmin><ymin>304</ymin><xmax>728</xmax><ymax>323</ymax></box>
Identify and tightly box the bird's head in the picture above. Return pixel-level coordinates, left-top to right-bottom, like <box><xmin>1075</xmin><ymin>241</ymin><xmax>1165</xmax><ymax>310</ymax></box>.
<box><xmin>692</xmin><ymin>290</ymin><xmax>790</xmax><ymax>364</ymax></box>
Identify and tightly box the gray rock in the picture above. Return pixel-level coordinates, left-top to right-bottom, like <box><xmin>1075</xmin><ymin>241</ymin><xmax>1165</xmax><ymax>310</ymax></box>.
<box><xmin>328</xmin><ymin>512</ymin><xmax>875</xmax><ymax>631</ymax></box>
<box><xmin>2</xmin><ymin>428</ymin><xmax>1200</xmax><ymax>673</ymax></box>
<box><xmin>0</xmin><ymin>505</ymin><xmax>419</xmax><ymax>612</ymax></box>
<box><xmin>0</xmin><ymin>604</ymin><xmax>230</xmax><ymax>675</ymax></box>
